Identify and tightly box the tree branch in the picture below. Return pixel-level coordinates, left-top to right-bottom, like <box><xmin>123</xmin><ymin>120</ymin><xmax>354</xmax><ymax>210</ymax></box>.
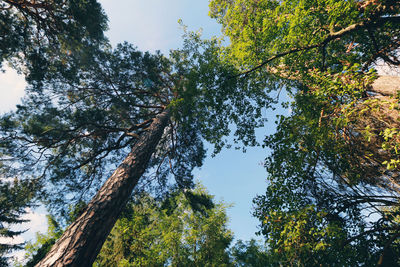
<box><xmin>236</xmin><ymin>15</ymin><xmax>400</xmax><ymax>78</ymax></box>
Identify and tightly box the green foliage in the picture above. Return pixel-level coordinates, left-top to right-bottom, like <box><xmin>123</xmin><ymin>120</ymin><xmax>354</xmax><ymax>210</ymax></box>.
<box><xmin>23</xmin><ymin>216</ymin><xmax>63</xmax><ymax>267</ymax></box>
<box><xmin>251</xmin><ymin>67</ymin><xmax>400</xmax><ymax>265</ymax></box>
<box><xmin>0</xmin><ymin>2</ymin><xmax>108</xmax><ymax>261</ymax></box>
<box><xmin>210</xmin><ymin>0</ymin><xmax>400</xmax><ymax>73</ymax></box>
<box><xmin>0</xmin><ymin>178</ymin><xmax>37</xmax><ymax>264</ymax></box>
<box><xmin>1</xmin><ymin>28</ymin><xmax>274</xmax><ymax>220</ymax></box>
<box><xmin>210</xmin><ymin>0</ymin><xmax>400</xmax><ymax>265</ymax></box>
<box><xmin>230</xmin><ymin>239</ymin><xmax>271</xmax><ymax>267</ymax></box>
<box><xmin>17</xmin><ymin>192</ymin><xmax>277</xmax><ymax>267</ymax></box>
<box><xmin>94</xmin><ymin>184</ymin><xmax>233</xmax><ymax>267</ymax></box>
<box><xmin>251</xmin><ymin>72</ymin><xmax>380</xmax><ymax>265</ymax></box>
<box><xmin>0</xmin><ymin>0</ymin><xmax>108</xmax><ymax>77</ymax></box>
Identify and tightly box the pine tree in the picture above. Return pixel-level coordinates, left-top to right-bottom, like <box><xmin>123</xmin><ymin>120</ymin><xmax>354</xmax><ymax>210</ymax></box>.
<box><xmin>0</xmin><ymin>178</ymin><xmax>37</xmax><ymax>264</ymax></box>
<box><xmin>1</xmin><ymin>30</ymin><xmax>272</xmax><ymax>264</ymax></box>
<box><xmin>1</xmin><ymin>1</ymin><xmax>107</xmax><ymax>264</ymax></box>
<box><xmin>0</xmin><ymin>0</ymin><xmax>108</xmax><ymax>75</ymax></box>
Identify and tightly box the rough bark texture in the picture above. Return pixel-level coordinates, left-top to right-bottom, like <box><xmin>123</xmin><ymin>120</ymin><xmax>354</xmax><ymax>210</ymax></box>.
<box><xmin>36</xmin><ymin>109</ymin><xmax>170</xmax><ymax>267</ymax></box>
<box><xmin>371</xmin><ymin>75</ymin><xmax>400</xmax><ymax>96</ymax></box>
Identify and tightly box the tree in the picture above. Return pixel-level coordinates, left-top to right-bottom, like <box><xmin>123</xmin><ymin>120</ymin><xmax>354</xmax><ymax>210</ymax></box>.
<box><xmin>22</xmin><ymin>215</ymin><xmax>63</xmax><ymax>267</ymax></box>
<box><xmin>230</xmin><ymin>239</ymin><xmax>272</xmax><ymax>267</ymax></box>
<box><xmin>95</xmin><ymin>184</ymin><xmax>233</xmax><ymax>267</ymax></box>
<box><xmin>0</xmin><ymin>1</ymin><xmax>107</xmax><ymax>263</ymax></box>
<box><xmin>1</xmin><ymin>26</ymin><xmax>272</xmax><ymax>265</ymax></box>
<box><xmin>0</xmin><ymin>0</ymin><xmax>108</xmax><ymax>76</ymax></box>
<box><xmin>18</xmin><ymin>185</ymin><xmax>233</xmax><ymax>267</ymax></box>
<box><xmin>210</xmin><ymin>0</ymin><xmax>400</xmax><ymax>72</ymax></box>
<box><xmin>209</xmin><ymin>0</ymin><xmax>400</xmax><ymax>265</ymax></box>
<box><xmin>0</xmin><ymin>178</ymin><xmax>37</xmax><ymax>264</ymax></box>
<box><xmin>12</xmin><ymin>202</ymin><xmax>87</xmax><ymax>267</ymax></box>
<box><xmin>252</xmin><ymin>73</ymin><xmax>400</xmax><ymax>264</ymax></box>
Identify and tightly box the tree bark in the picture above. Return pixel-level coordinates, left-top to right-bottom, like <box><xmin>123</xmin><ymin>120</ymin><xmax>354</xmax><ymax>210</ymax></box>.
<box><xmin>370</xmin><ymin>75</ymin><xmax>400</xmax><ymax>96</ymax></box>
<box><xmin>36</xmin><ymin>109</ymin><xmax>170</xmax><ymax>267</ymax></box>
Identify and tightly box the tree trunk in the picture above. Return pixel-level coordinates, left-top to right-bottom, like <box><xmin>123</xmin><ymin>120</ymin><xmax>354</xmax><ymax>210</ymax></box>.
<box><xmin>370</xmin><ymin>75</ymin><xmax>400</xmax><ymax>96</ymax></box>
<box><xmin>36</xmin><ymin>109</ymin><xmax>170</xmax><ymax>267</ymax></box>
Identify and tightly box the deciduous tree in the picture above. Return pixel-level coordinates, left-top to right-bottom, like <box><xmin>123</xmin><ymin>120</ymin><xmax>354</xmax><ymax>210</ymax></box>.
<box><xmin>95</xmin><ymin>184</ymin><xmax>233</xmax><ymax>267</ymax></box>
<box><xmin>209</xmin><ymin>0</ymin><xmax>400</xmax><ymax>265</ymax></box>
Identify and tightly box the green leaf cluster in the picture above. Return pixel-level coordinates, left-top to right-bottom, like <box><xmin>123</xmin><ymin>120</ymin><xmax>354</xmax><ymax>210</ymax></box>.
<box><xmin>95</xmin><ymin>184</ymin><xmax>233</xmax><ymax>267</ymax></box>
<box><xmin>210</xmin><ymin>0</ymin><xmax>400</xmax><ymax>265</ymax></box>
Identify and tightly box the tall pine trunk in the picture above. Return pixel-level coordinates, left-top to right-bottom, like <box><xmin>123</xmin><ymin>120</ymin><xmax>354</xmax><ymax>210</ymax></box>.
<box><xmin>36</xmin><ymin>109</ymin><xmax>170</xmax><ymax>267</ymax></box>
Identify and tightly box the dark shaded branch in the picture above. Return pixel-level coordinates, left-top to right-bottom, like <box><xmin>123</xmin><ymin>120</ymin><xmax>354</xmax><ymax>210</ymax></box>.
<box><xmin>377</xmin><ymin>227</ymin><xmax>400</xmax><ymax>266</ymax></box>
<box><xmin>342</xmin><ymin>226</ymin><xmax>398</xmax><ymax>247</ymax></box>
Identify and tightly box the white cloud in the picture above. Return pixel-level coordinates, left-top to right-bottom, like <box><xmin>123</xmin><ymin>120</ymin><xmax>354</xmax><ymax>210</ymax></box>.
<box><xmin>0</xmin><ymin>207</ymin><xmax>48</xmax><ymax>244</ymax></box>
<box><xmin>20</xmin><ymin>208</ymin><xmax>49</xmax><ymax>240</ymax></box>
<box><xmin>0</xmin><ymin>234</ymin><xmax>24</xmax><ymax>246</ymax></box>
<box><xmin>0</xmin><ymin>66</ymin><xmax>26</xmax><ymax>114</ymax></box>
<box><xmin>9</xmin><ymin>249</ymin><xmax>26</xmax><ymax>264</ymax></box>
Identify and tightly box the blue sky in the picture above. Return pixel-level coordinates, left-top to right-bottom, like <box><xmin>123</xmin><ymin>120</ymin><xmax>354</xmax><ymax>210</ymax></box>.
<box><xmin>100</xmin><ymin>0</ymin><xmax>221</xmax><ymax>52</ymax></box>
<box><xmin>0</xmin><ymin>0</ymin><xmax>284</xmax><ymax>253</ymax></box>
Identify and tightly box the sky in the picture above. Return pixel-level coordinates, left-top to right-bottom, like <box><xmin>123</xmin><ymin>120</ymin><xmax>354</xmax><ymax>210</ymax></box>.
<box><xmin>98</xmin><ymin>0</ymin><xmax>281</xmax><ymax>242</ymax></box>
<box><xmin>0</xmin><ymin>0</ymin><xmax>284</xmax><ymax>259</ymax></box>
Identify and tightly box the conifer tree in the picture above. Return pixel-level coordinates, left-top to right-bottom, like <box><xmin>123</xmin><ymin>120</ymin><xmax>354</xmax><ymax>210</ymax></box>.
<box><xmin>1</xmin><ymin>0</ymin><xmax>107</xmax><ymax>264</ymax></box>
<box><xmin>0</xmin><ymin>178</ymin><xmax>36</xmax><ymax>264</ymax></box>
<box><xmin>0</xmin><ymin>0</ymin><xmax>108</xmax><ymax>76</ymax></box>
<box><xmin>1</xmin><ymin>30</ymin><xmax>272</xmax><ymax>264</ymax></box>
